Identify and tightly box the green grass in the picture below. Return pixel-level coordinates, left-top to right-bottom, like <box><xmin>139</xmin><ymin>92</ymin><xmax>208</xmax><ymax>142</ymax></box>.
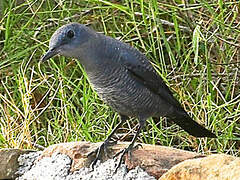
<box><xmin>0</xmin><ymin>0</ymin><xmax>239</xmax><ymax>156</ymax></box>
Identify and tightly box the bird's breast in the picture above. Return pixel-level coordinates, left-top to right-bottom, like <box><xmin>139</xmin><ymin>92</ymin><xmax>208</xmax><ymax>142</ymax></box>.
<box><xmin>86</xmin><ymin>65</ymin><xmax>158</xmax><ymax>117</ymax></box>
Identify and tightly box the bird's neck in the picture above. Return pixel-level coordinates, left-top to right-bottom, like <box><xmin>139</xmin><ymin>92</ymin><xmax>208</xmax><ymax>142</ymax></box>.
<box><xmin>79</xmin><ymin>33</ymin><xmax>119</xmax><ymax>74</ymax></box>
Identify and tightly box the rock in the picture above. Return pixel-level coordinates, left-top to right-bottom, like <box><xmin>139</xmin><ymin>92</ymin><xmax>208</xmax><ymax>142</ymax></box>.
<box><xmin>0</xmin><ymin>149</ymin><xmax>36</xmax><ymax>179</ymax></box>
<box><xmin>159</xmin><ymin>154</ymin><xmax>240</xmax><ymax>180</ymax></box>
<box><xmin>39</xmin><ymin>141</ymin><xmax>204</xmax><ymax>179</ymax></box>
<box><xmin>38</xmin><ymin>141</ymin><xmax>101</xmax><ymax>171</ymax></box>
<box><xmin>16</xmin><ymin>151</ymin><xmax>42</xmax><ymax>178</ymax></box>
<box><xmin>6</xmin><ymin>142</ymin><xmax>238</xmax><ymax>180</ymax></box>
<box><xmin>18</xmin><ymin>153</ymin><xmax>156</xmax><ymax>180</ymax></box>
<box><xmin>17</xmin><ymin>152</ymin><xmax>72</xmax><ymax>180</ymax></box>
<box><xmin>122</xmin><ymin>143</ymin><xmax>204</xmax><ymax>178</ymax></box>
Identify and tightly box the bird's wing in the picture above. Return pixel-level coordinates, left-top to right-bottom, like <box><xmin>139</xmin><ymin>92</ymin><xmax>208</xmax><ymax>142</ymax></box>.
<box><xmin>119</xmin><ymin>48</ymin><xmax>182</xmax><ymax>109</ymax></box>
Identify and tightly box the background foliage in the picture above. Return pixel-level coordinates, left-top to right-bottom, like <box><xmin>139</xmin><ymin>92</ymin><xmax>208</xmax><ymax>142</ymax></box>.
<box><xmin>0</xmin><ymin>0</ymin><xmax>239</xmax><ymax>156</ymax></box>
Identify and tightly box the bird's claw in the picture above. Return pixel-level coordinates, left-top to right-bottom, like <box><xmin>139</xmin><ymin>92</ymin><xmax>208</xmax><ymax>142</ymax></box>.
<box><xmin>88</xmin><ymin>140</ymin><xmax>118</xmax><ymax>170</ymax></box>
<box><xmin>113</xmin><ymin>143</ymin><xmax>142</xmax><ymax>173</ymax></box>
<box><xmin>133</xmin><ymin>143</ymin><xmax>143</xmax><ymax>150</ymax></box>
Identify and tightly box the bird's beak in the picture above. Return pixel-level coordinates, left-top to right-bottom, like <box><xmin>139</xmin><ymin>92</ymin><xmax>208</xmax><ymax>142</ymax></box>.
<box><xmin>40</xmin><ymin>48</ymin><xmax>58</xmax><ymax>62</ymax></box>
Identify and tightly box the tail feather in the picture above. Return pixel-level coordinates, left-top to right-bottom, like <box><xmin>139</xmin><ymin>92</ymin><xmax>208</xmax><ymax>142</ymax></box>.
<box><xmin>170</xmin><ymin>111</ymin><xmax>216</xmax><ymax>138</ymax></box>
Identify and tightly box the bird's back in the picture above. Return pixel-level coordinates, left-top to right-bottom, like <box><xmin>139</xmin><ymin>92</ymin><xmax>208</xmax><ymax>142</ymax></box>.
<box><xmin>85</xmin><ymin>34</ymin><xmax>176</xmax><ymax>118</ymax></box>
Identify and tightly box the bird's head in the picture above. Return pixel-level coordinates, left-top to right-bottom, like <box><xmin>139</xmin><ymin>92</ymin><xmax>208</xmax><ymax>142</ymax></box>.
<box><xmin>41</xmin><ymin>23</ymin><xmax>94</xmax><ymax>61</ymax></box>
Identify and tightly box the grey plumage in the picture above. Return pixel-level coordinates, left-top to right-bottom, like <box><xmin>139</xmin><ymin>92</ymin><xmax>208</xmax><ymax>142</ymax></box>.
<box><xmin>41</xmin><ymin>23</ymin><xmax>216</xmax><ymax>169</ymax></box>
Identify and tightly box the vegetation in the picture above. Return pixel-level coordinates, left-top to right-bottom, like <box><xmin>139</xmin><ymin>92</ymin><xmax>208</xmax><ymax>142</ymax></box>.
<box><xmin>0</xmin><ymin>0</ymin><xmax>239</xmax><ymax>156</ymax></box>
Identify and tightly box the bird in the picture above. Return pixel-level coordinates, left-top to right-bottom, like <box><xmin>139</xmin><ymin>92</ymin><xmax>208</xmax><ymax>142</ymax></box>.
<box><xmin>41</xmin><ymin>22</ymin><xmax>216</xmax><ymax>170</ymax></box>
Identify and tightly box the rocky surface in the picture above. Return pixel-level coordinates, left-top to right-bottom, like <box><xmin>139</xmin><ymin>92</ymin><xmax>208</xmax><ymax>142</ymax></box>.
<box><xmin>16</xmin><ymin>152</ymin><xmax>156</xmax><ymax>180</ymax></box>
<box><xmin>39</xmin><ymin>141</ymin><xmax>202</xmax><ymax>177</ymax></box>
<box><xmin>160</xmin><ymin>154</ymin><xmax>240</xmax><ymax>180</ymax></box>
<box><xmin>0</xmin><ymin>149</ymin><xmax>36</xmax><ymax>179</ymax></box>
<box><xmin>1</xmin><ymin>142</ymin><xmax>240</xmax><ymax>179</ymax></box>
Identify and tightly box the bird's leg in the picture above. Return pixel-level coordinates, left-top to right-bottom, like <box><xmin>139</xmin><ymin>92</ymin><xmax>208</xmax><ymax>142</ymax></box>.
<box><xmin>89</xmin><ymin>115</ymin><xmax>128</xmax><ymax>169</ymax></box>
<box><xmin>114</xmin><ymin>119</ymin><xmax>145</xmax><ymax>172</ymax></box>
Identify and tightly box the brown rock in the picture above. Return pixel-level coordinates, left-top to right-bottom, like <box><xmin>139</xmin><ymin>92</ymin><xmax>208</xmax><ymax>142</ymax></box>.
<box><xmin>39</xmin><ymin>141</ymin><xmax>101</xmax><ymax>171</ymax></box>
<box><xmin>160</xmin><ymin>154</ymin><xmax>240</xmax><ymax>180</ymax></box>
<box><xmin>39</xmin><ymin>141</ymin><xmax>204</xmax><ymax>179</ymax></box>
<box><xmin>121</xmin><ymin>143</ymin><xmax>204</xmax><ymax>178</ymax></box>
<box><xmin>0</xmin><ymin>149</ymin><xmax>35</xmax><ymax>179</ymax></box>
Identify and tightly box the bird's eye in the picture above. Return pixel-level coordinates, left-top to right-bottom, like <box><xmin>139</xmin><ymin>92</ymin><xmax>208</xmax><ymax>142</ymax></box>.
<box><xmin>67</xmin><ymin>30</ymin><xmax>74</xmax><ymax>39</ymax></box>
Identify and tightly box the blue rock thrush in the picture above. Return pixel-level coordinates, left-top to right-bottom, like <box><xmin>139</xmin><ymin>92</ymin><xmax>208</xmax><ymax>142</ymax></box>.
<box><xmin>41</xmin><ymin>23</ymin><xmax>216</xmax><ymax>170</ymax></box>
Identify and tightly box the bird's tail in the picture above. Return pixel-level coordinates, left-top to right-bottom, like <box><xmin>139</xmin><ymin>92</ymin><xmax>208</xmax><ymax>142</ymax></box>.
<box><xmin>170</xmin><ymin>110</ymin><xmax>216</xmax><ymax>138</ymax></box>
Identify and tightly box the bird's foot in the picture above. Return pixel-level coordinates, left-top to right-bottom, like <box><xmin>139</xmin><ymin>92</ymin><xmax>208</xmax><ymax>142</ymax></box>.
<box><xmin>88</xmin><ymin>140</ymin><xmax>117</xmax><ymax>170</ymax></box>
<box><xmin>113</xmin><ymin>143</ymin><xmax>142</xmax><ymax>173</ymax></box>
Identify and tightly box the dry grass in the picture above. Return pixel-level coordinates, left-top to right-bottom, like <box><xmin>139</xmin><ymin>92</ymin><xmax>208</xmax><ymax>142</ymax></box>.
<box><xmin>0</xmin><ymin>0</ymin><xmax>239</xmax><ymax>156</ymax></box>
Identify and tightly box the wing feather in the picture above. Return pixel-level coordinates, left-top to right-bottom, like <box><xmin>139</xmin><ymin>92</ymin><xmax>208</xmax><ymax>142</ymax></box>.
<box><xmin>119</xmin><ymin>48</ymin><xmax>182</xmax><ymax>109</ymax></box>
